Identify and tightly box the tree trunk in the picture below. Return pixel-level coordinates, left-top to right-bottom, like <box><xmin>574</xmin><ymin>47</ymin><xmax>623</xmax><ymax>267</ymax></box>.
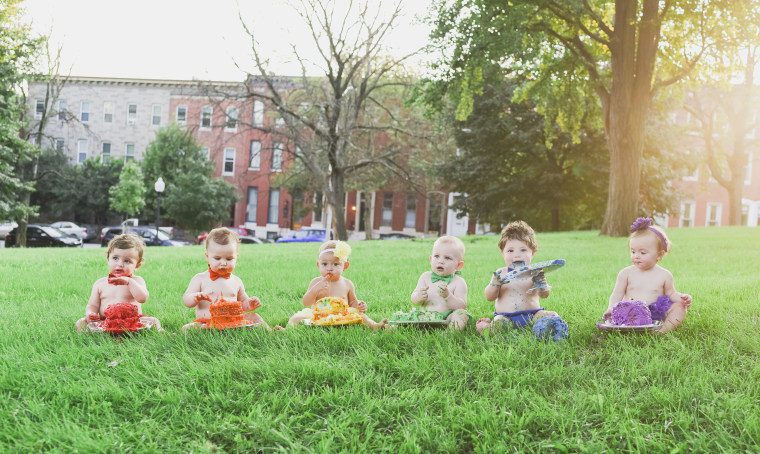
<box><xmin>329</xmin><ymin>171</ymin><xmax>349</xmax><ymax>241</ymax></box>
<box><xmin>362</xmin><ymin>191</ymin><xmax>374</xmax><ymax>239</ymax></box>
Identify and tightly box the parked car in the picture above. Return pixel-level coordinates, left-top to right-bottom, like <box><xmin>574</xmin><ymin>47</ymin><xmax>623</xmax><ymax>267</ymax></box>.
<box><xmin>101</xmin><ymin>226</ymin><xmax>188</xmax><ymax>247</ymax></box>
<box><xmin>101</xmin><ymin>219</ymin><xmax>174</xmax><ymax>237</ymax></box>
<box><xmin>196</xmin><ymin>227</ymin><xmax>264</xmax><ymax>245</ymax></box>
<box><xmin>0</xmin><ymin>221</ymin><xmax>18</xmax><ymax>239</ymax></box>
<box><xmin>79</xmin><ymin>223</ymin><xmax>99</xmax><ymax>242</ymax></box>
<box><xmin>5</xmin><ymin>224</ymin><xmax>83</xmax><ymax>247</ymax></box>
<box><xmin>276</xmin><ymin>228</ymin><xmax>328</xmax><ymax>243</ymax></box>
<box><xmin>50</xmin><ymin>221</ymin><xmax>89</xmax><ymax>241</ymax></box>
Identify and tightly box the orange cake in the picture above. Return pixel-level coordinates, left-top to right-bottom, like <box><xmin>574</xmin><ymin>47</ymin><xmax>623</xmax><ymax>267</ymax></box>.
<box><xmin>101</xmin><ymin>302</ymin><xmax>143</xmax><ymax>332</ymax></box>
<box><xmin>208</xmin><ymin>298</ymin><xmax>245</xmax><ymax>329</ymax></box>
<box><xmin>311</xmin><ymin>297</ymin><xmax>363</xmax><ymax>326</ymax></box>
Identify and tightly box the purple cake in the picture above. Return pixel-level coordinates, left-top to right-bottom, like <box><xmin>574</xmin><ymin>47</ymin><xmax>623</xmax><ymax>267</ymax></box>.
<box><xmin>611</xmin><ymin>300</ymin><xmax>653</xmax><ymax>326</ymax></box>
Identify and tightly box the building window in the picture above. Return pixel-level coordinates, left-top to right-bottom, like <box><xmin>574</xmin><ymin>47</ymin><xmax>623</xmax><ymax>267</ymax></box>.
<box><xmin>253</xmin><ymin>100</ymin><xmax>264</xmax><ymax>126</ymax></box>
<box><xmin>34</xmin><ymin>100</ymin><xmax>44</xmax><ymax>120</ymax></box>
<box><xmin>151</xmin><ymin>104</ymin><xmax>161</xmax><ymax>126</ymax></box>
<box><xmin>268</xmin><ymin>189</ymin><xmax>280</xmax><ymax>224</ymax></box>
<box><xmin>679</xmin><ymin>201</ymin><xmax>695</xmax><ymax>227</ymax></box>
<box><xmin>127</xmin><ymin>104</ymin><xmax>137</xmax><ymax>125</ymax></box>
<box><xmin>249</xmin><ymin>140</ymin><xmax>261</xmax><ymax>169</ymax></box>
<box><xmin>381</xmin><ymin>192</ymin><xmax>393</xmax><ymax>227</ymax></box>
<box><xmin>176</xmin><ymin>105</ymin><xmax>187</xmax><ymax>124</ymax></box>
<box><xmin>77</xmin><ymin>139</ymin><xmax>88</xmax><ymax>163</ymax></box>
<box><xmin>405</xmin><ymin>194</ymin><xmax>416</xmax><ymax>228</ymax></box>
<box><xmin>101</xmin><ymin>142</ymin><xmax>111</xmax><ymax>163</ymax></box>
<box><xmin>80</xmin><ymin>102</ymin><xmax>90</xmax><ymax>122</ymax></box>
<box><xmin>225</xmin><ymin>106</ymin><xmax>238</xmax><ymax>130</ymax></box>
<box><xmin>103</xmin><ymin>102</ymin><xmax>114</xmax><ymax>123</ymax></box>
<box><xmin>223</xmin><ymin>148</ymin><xmax>235</xmax><ymax>175</ymax></box>
<box><xmin>706</xmin><ymin>203</ymin><xmax>722</xmax><ymax>227</ymax></box>
<box><xmin>201</xmin><ymin>106</ymin><xmax>212</xmax><ymax>129</ymax></box>
<box><xmin>246</xmin><ymin>187</ymin><xmax>258</xmax><ymax>223</ymax></box>
<box><xmin>55</xmin><ymin>138</ymin><xmax>65</xmax><ymax>151</ymax></box>
<box><xmin>271</xmin><ymin>143</ymin><xmax>283</xmax><ymax>171</ymax></box>
<box><xmin>57</xmin><ymin>100</ymin><xmax>66</xmax><ymax>121</ymax></box>
<box><xmin>200</xmin><ymin>146</ymin><xmax>210</xmax><ymax>160</ymax></box>
<box><xmin>125</xmin><ymin>143</ymin><xmax>135</xmax><ymax>162</ymax></box>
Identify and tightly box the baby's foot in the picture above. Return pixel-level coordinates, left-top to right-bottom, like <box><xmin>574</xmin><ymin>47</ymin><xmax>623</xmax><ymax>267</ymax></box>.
<box><xmin>273</xmin><ymin>325</ymin><xmax>285</xmax><ymax>331</ymax></box>
<box><xmin>371</xmin><ymin>318</ymin><xmax>389</xmax><ymax>331</ymax></box>
<box><xmin>476</xmin><ymin>318</ymin><xmax>492</xmax><ymax>334</ymax></box>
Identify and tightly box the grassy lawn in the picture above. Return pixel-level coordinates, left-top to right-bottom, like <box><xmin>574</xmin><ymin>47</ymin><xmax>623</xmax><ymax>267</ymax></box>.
<box><xmin>1</xmin><ymin>227</ymin><xmax>759</xmax><ymax>453</ymax></box>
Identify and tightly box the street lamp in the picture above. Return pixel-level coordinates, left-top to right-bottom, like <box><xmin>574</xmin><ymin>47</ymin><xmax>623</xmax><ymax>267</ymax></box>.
<box><xmin>154</xmin><ymin>177</ymin><xmax>165</xmax><ymax>240</ymax></box>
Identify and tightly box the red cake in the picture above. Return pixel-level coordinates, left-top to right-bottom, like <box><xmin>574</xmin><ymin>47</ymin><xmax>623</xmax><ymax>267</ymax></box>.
<box><xmin>208</xmin><ymin>298</ymin><xmax>245</xmax><ymax>329</ymax></box>
<box><xmin>101</xmin><ymin>303</ymin><xmax>143</xmax><ymax>332</ymax></box>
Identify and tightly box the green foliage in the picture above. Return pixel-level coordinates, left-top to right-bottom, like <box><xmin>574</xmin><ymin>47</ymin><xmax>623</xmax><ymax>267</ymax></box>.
<box><xmin>0</xmin><ymin>0</ymin><xmax>42</xmax><ymax>221</ymax></box>
<box><xmin>163</xmin><ymin>168</ymin><xmax>239</xmax><ymax>235</ymax></box>
<box><xmin>109</xmin><ymin>160</ymin><xmax>146</xmax><ymax>217</ymax></box>
<box><xmin>0</xmin><ymin>228</ymin><xmax>758</xmax><ymax>451</ymax></box>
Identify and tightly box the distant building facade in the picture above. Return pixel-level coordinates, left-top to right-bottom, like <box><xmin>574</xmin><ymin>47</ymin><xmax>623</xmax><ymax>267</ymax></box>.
<box><xmin>27</xmin><ymin>76</ymin><xmax>463</xmax><ymax>239</ymax></box>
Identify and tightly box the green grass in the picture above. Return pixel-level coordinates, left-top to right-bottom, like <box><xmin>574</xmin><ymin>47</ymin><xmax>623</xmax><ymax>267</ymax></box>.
<box><xmin>1</xmin><ymin>227</ymin><xmax>759</xmax><ymax>453</ymax></box>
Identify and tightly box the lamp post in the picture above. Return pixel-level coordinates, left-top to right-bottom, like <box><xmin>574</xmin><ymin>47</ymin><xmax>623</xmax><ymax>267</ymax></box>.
<box><xmin>154</xmin><ymin>177</ymin><xmax>165</xmax><ymax>240</ymax></box>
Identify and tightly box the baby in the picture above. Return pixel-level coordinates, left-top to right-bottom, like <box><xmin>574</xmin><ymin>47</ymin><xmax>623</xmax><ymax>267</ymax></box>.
<box><xmin>408</xmin><ymin>235</ymin><xmax>469</xmax><ymax>329</ymax></box>
<box><xmin>476</xmin><ymin>221</ymin><xmax>562</xmax><ymax>334</ymax></box>
<box><xmin>288</xmin><ymin>240</ymin><xmax>386</xmax><ymax>329</ymax></box>
<box><xmin>605</xmin><ymin>217</ymin><xmax>692</xmax><ymax>333</ymax></box>
<box><xmin>76</xmin><ymin>233</ymin><xmax>163</xmax><ymax>332</ymax></box>
<box><xmin>182</xmin><ymin>227</ymin><xmax>270</xmax><ymax>329</ymax></box>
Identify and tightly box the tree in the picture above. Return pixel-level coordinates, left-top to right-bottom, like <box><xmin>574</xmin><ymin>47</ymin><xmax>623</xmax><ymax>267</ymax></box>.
<box><xmin>0</xmin><ymin>0</ymin><xmax>43</xmax><ymax>246</ymax></box>
<box><xmin>109</xmin><ymin>161</ymin><xmax>146</xmax><ymax>218</ymax></box>
<box><xmin>237</xmin><ymin>0</ymin><xmax>421</xmax><ymax>240</ymax></box>
<box><xmin>424</xmin><ymin>0</ymin><xmax>733</xmax><ymax>236</ymax></box>
<box><xmin>141</xmin><ymin>124</ymin><xmax>239</xmax><ymax>233</ymax></box>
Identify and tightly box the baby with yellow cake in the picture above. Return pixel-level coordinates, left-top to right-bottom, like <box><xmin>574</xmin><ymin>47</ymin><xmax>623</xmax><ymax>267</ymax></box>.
<box><xmin>287</xmin><ymin>240</ymin><xmax>386</xmax><ymax>329</ymax></box>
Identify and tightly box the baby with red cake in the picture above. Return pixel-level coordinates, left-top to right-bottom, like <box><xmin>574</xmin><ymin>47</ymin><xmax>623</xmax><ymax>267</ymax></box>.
<box><xmin>182</xmin><ymin>227</ymin><xmax>271</xmax><ymax>330</ymax></box>
<box><xmin>75</xmin><ymin>233</ymin><xmax>163</xmax><ymax>332</ymax></box>
<box><xmin>604</xmin><ymin>218</ymin><xmax>692</xmax><ymax>333</ymax></box>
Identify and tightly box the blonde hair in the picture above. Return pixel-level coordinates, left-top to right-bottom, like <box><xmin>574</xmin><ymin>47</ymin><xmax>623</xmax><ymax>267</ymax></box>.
<box><xmin>630</xmin><ymin>224</ymin><xmax>672</xmax><ymax>254</ymax></box>
<box><xmin>106</xmin><ymin>233</ymin><xmax>146</xmax><ymax>265</ymax></box>
<box><xmin>498</xmin><ymin>220</ymin><xmax>537</xmax><ymax>253</ymax></box>
<box><xmin>318</xmin><ymin>240</ymin><xmax>351</xmax><ymax>262</ymax></box>
<box><xmin>205</xmin><ymin>227</ymin><xmax>240</xmax><ymax>249</ymax></box>
<box><xmin>433</xmin><ymin>235</ymin><xmax>466</xmax><ymax>261</ymax></box>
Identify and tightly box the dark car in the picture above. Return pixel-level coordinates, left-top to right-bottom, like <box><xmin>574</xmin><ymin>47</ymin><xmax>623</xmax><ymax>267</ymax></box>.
<box><xmin>380</xmin><ymin>233</ymin><xmax>415</xmax><ymax>240</ymax></box>
<box><xmin>276</xmin><ymin>228</ymin><xmax>328</xmax><ymax>243</ymax></box>
<box><xmin>101</xmin><ymin>226</ymin><xmax>189</xmax><ymax>247</ymax></box>
<box><xmin>5</xmin><ymin>224</ymin><xmax>83</xmax><ymax>247</ymax></box>
<box><xmin>196</xmin><ymin>227</ymin><xmax>264</xmax><ymax>245</ymax></box>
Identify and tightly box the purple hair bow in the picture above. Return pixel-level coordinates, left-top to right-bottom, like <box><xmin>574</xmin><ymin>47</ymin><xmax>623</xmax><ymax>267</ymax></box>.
<box><xmin>630</xmin><ymin>217</ymin><xmax>667</xmax><ymax>250</ymax></box>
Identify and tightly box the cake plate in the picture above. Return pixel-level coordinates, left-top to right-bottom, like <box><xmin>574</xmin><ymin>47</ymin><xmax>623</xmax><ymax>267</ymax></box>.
<box><xmin>596</xmin><ymin>320</ymin><xmax>663</xmax><ymax>332</ymax></box>
<box><xmin>387</xmin><ymin>319</ymin><xmax>449</xmax><ymax>328</ymax></box>
<box><xmin>303</xmin><ymin>318</ymin><xmax>363</xmax><ymax>327</ymax></box>
<box><xmin>202</xmin><ymin>320</ymin><xmax>263</xmax><ymax>330</ymax></box>
<box><xmin>90</xmin><ymin>318</ymin><xmax>154</xmax><ymax>334</ymax></box>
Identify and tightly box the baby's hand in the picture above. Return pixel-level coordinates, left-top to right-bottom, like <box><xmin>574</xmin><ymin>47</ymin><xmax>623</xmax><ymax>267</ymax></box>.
<box><xmin>355</xmin><ymin>300</ymin><xmax>367</xmax><ymax>312</ymax></box>
<box><xmin>244</xmin><ymin>296</ymin><xmax>262</xmax><ymax>311</ymax></box>
<box><xmin>194</xmin><ymin>292</ymin><xmax>211</xmax><ymax>304</ymax></box>
<box><xmin>681</xmin><ymin>293</ymin><xmax>692</xmax><ymax>308</ymax></box>
<box><xmin>88</xmin><ymin>313</ymin><xmax>100</xmax><ymax>321</ymax></box>
<box><xmin>491</xmin><ymin>269</ymin><xmax>509</xmax><ymax>286</ymax></box>
<box><xmin>415</xmin><ymin>285</ymin><xmax>429</xmax><ymax>303</ymax></box>
<box><xmin>108</xmin><ymin>276</ymin><xmax>131</xmax><ymax>286</ymax></box>
<box><xmin>437</xmin><ymin>282</ymin><xmax>450</xmax><ymax>298</ymax></box>
<box><xmin>603</xmin><ymin>308</ymin><xmax>612</xmax><ymax>320</ymax></box>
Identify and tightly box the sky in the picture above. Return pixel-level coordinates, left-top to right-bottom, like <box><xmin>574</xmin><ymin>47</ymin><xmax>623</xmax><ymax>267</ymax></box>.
<box><xmin>21</xmin><ymin>0</ymin><xmax>434</xmax><ymax>81</ymax></box>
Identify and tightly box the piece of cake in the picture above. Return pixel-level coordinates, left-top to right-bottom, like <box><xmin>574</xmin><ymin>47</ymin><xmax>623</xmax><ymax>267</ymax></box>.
<box><xmin>101</xmin><ymin>302</ymin><xmax>143</xmax><ymax>332</ymax></box>
<box><xmin>208</xmin><ymin>298</ymin><xmax>245</xmax><ymax>329</ymax></box>
<box><xmin>311</xmin><ymin>297</ymin><xmax>363</xmax><ymax>326</ymax></box>
<box><xmin>611</xmin><ymin>300</ymin><xmax>653</xmax><ymax>326</ymax></box>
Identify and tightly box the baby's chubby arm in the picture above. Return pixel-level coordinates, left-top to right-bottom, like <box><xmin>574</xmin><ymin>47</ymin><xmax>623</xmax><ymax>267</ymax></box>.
<box><xmin>346</xmin><ymin>280</ymin><xmax>367</xmax><ymax>312</ymax></box>
<box><xmin>484</xmin><ymin>268</ymin><xmax>506</xmax><ymax>302</ymax></box>
<box><xmin>605</xmin><ymin>268</ymin><xmax>629</xmax><ymax>318</ymax></box>
<box><xmin>182</xmin><ymin>274</ymin><xmax>211</xmax><ymax>308</ymax></box>
<box><xmin>126</xmin><ymin>275</ymin><xmax>149</xmax><ymax>303</ymax></box>
<box><xmin>84</xmin><ymin>281</ymin><xmax>104</xmax><ymax>318</ymax></box>
<box><xmin>440</xmin><ymin>277</ymin><xmax>467</xmax><ymax>310</ymax></box>
<box><xmin>236</xmin><ymin>280</ymin><xmax>262</xmax><ymax>311</ymax></box>
<box><xmin>410</xmin><ymin>273</ymin><xmax>430</xmax><ymax>306</ymax></box>
<box><xmin>302</xmin><ymin>276</ymin><xmax>328</xmax><ymax>307</ymax></box>
<box><xmin>663</xmin><ymin>270</ymin><xmax>692</xmax><ymax>309</ymax></box>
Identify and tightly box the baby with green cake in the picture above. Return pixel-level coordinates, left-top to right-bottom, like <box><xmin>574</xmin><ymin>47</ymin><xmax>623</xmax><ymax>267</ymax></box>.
<box><xmin>395</xmin><ymin>235</ymin><xmax>469</xmax><ymax>329</ymax></box>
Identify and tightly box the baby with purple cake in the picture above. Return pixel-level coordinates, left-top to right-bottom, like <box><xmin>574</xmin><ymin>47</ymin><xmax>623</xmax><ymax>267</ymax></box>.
<box><xmin>604</xmin><ymin>218</ymin><xmax>692</xmax><ymax>333</ymax></box>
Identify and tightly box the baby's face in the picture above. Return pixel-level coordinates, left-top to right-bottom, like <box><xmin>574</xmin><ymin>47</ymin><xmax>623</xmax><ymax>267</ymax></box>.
<box><xmin>205</xmin><ymin>240</ymin><xmax>238</xmax><ymax>273</ymax></box>
<box><xmin>429</xmin><ymin>242</ymin><xmax>463</xmax><ymax>277</ymax></box>
<box><xmin>629</xmin><ymin>232</ymin><xmax>663</xmax><ymax>271</ymax></box>
<box><xmin>317</xmin><ymin>252</ymin><xmax>346</xmax><ymax>281</ymax></box>
<box><xmin>501</xmin><ymin>239</ymin><xmax>534</xmax><ymax>267</ymax></box>
<box><xmin>108</xmin><ymin>247</ymin><xmax>141</xmax><ymax>276</ymax></box>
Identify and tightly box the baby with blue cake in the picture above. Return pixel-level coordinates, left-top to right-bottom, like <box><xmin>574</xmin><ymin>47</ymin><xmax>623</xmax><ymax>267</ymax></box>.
<box><xmin>476</xmin><ymin>221</ymin><xmax>567</xmax><ymax>340</ymax></box>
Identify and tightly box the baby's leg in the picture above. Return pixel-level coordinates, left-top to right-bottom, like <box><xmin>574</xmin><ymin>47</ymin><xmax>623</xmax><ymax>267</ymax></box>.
<box><xmin>361</xmin><ymin>314</ymin><xmax>388</xmax><ymax>330</ymax></box>
<box><xmin>181</xmin><ymin>321</ymin><xmax>204</xmax><ymax>331</ymax></box>
<box><xmin>75</xmin><ymin>317</ymin><xmax>89</xmax><ymax>332</ymax></box>
<box><xmin>476</xmin><ymin>318</ymin><xmax>492</xmax><ymax>334</ymax></box>
<box><xmin>140</xmin><ymin>316</ymin><xmax>165</xmax><ymax>332</ymax></box>
<box><xmin>659</xmin><ymin>301</ymin><xmax>688</xmax><ymax>334</ymax></box>
<box><xmin>288</xmin><ymin>312</ymin><xmax>309</xmax><ymax>327</ymax></box>
<box><xmin>243</xmin><ymin>312</ymin><xmax>270</xmax><ymax>329</ymax></box>
<box><xmin>447</xmin><ymin>309</ymin><xmax>469</xmax><ymax>330</ymax></box>
<box><xmin>534</xmin><ymin>310</ymin><xmax>559</xmax><ymax>321</ymax></box>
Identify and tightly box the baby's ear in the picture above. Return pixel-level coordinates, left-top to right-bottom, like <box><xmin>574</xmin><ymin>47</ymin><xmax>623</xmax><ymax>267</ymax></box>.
<box><xmin>343</xmin><ymin>261</ymin><xmax>350</xmax><ymax>271</ymax></box>
<box><xmin>456</xmin><ymin>260</ymin><xmax>464</xmax><ymax>271</ymax></box>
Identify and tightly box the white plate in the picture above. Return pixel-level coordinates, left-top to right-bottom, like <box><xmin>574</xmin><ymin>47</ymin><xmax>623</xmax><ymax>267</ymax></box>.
<box><xmin>302</xmin><ymin>318</ymin><xmax>363</xmax><ymax>327</ymax></box>
<box><xmin>596</xmin><ymin>320</ymin><xmax>663</xmax><ymax>332</ymax></box>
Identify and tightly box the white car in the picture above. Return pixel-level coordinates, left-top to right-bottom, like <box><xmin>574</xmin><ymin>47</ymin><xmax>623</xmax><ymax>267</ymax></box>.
<box><xmin>50</xmin><ymin>221</ymin><xmax>89</xmax><ymax>241</ymax></box>
<box><xmin>0</xmin><ymin>221</ymin><xmax>18</xmax><ymax>239</ymax></box>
